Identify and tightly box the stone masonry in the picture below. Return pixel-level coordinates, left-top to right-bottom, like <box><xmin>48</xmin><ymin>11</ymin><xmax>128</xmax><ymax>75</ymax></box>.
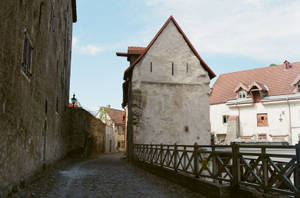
<box><xmin>67</xmin><ymin>107</ymin><xmax>106</xmax><ymax>157</ymax></box>
<box><xmin>0</xmin><ymin>0</ymin><xmax>77</xmax><ymax>196</ymax></box>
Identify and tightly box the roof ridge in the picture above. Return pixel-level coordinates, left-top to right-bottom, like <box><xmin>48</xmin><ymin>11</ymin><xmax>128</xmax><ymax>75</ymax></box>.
<box><xmin>219</xmin><ymin>61</ymin><xmax>300</xmax><ymax>77</ymax></box>
<box><xmin>123</xmin><ymin>15</ymin><xmax>215</xmax><ymax>80</ymax></box>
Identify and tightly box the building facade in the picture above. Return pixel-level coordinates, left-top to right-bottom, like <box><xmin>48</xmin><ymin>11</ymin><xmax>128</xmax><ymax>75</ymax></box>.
<box><xmin>117</xmin><ymin>16</ymin><xmax>215</xmax><ymax>158</ymax></box>
<box><xmin>210</xmin><ymin>61</ymin><xmax>300</xmax><ymax>145</ymax></box>
<box><xmin>97</xmin><ymin>106</ymin><xmax>126</xmax><ymax>152</ymax></box>
<box><xmin>0</xmin><ymin>0</ymin><xmax>76</xmax><ymax>195</ymax></box>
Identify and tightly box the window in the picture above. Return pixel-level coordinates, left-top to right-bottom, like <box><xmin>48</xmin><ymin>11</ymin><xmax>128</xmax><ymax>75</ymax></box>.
<box><xmin>258</xmin><ymin>133</ymin><xmax>267</xmax><ymax>141</ymax></box>
<box><xmin>238</xmin><ymin>90</ymin><xmax>246</xmax><ymax>98</ymax></box>
<box><xmin>56</xmin><ymin>96</ymin><xmax>59</xmax><ymax>113</ymax></box>
<box><xmin>45</xmin><ymin>99</ymin><xmax>48</xmax><ymax>114</ymax></box>
<box><xmin>49</xmin><ymin>3</ymin><xmax>55</xmax><ymax>32</ymax></box>
<box><xmin>186</xmin><ymin>63</ymin><xmax>189</xmax><ymax>73</ymax></box>
<box><xmin>22</xmin><ymin>31</ymin><xmax>33</xmax><ymax>78</ymax></box>
<box><xmin>171</xmin><ymin>62</ymin><xmax>174</xmax><ymax>75</ymax></box>
<box><xmin>298</xmin><ymin>84</ymin><xmax>300</xmax><ymax>92</ymax></box>
<box><xmin>257</xmin><ymin>113</ymin><xmax>268</xmax><ymax>127</ymax></box>
<box><xmin>222</xmin><ymin>115</ymin><xmax>229</xmax><ymax>124</ymax></box>
<box><xmin>150</xmin><ymin>62</ymin><xmax>152</xmax><ymax>72</ymax></box>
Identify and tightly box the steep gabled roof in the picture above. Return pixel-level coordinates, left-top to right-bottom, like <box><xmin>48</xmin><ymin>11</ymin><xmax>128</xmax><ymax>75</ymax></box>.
<box><xmin>209</xmin><ymin>62</ymin><xmax>300</xmax><ymax>105</ymax></box>
<box><xmin>123</xmin><ymin>16</ymin><xmax>215</xmax><ymax>80</ymax></box>
<box><xmin>107</xmin><ymin>108</ymin><xmax>125</xmax><ymax>126</ymax></box>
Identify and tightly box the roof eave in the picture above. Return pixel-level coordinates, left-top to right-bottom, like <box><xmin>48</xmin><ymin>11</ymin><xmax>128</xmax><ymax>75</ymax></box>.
<box><xmin>71</xmin><ymin>0</ymin><xmax>77</xmax><ymax>23</ymax></box>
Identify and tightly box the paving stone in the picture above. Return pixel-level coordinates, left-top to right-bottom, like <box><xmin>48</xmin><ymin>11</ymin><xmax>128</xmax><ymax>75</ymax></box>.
<box><xmin>18</xmin><ymin>153</ymin><xmax>205</xmax><ymax>198</ymax></box>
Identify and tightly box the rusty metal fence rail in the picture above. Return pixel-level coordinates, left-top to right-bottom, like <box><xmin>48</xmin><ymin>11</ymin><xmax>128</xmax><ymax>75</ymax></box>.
<box><xmin>133</xmin><ymin>143</ymin><xmax>300</xmax><ymax>197</ymax></box>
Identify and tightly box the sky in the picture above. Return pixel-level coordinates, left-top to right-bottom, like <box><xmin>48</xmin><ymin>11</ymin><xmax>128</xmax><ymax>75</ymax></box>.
<box><xmin>70</xmin><ymin>0</ymin><xmax>300</xmax><ymax>113</ymax></box>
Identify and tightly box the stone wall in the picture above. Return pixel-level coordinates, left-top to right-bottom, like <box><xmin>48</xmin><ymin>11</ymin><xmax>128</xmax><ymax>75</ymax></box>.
<box><xmin>128</xmin><ymin>20</ymin><xmax>211</xmax><ymax>147</ymax></box>
<box><xmin>0</xmin><ymin>0</ymin><xmax>76</xmax><ymax>196</ymax></box>
<box><xmin>67</xmin><ymin>108</ymin><xmax>106</xmax><ymax>157</ymax></box>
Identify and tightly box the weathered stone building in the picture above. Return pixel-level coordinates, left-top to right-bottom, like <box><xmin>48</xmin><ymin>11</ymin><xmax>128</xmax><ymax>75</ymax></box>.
<box><xmin>0</xmin><ymin>0</ymin><xmax>77</xmax><ymax>195</ymax></box>
<box><xmin>117</xmin><ymin>16</ymin><xmax>215</xmax><ymax>157</ymax></box>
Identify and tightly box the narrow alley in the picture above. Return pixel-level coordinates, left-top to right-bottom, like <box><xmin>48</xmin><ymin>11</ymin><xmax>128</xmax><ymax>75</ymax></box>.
<box><xmin>19</xmin><ymin>153</ymin><xmax>204</xmax><ymax>198</ymax></box>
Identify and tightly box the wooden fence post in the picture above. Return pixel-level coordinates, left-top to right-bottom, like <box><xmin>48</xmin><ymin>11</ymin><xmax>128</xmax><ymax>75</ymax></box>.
<box><xmin>231</xmin><ymin>142</ymin><xmax>240</xmax><ymax>190</ymax></box>
<box><xmin>160</xmin><ymin>144</ymin><xmax>163</xmax><ymax>167</ymax></box>
<box><xmin>261</xmin><ymin>147</ymin><xmax>268</xmax><ymax>193</ymax></box>
<box><xmin>194</xmin><ymin>142</ymin><xmax>199</xmax><ymax>178</ymax></box>
<box><xmin>174</xmin><ymin>143</ymin><xmax>178</xmax><ymax>172</ymax></box>
<box><xmin>295</xmin><ymin>141</ymin><xmax>300</xmax><ymax>197</ymax></box>
<box><xmin>150</xmin><ymin>144</ymin><xmax>153</xmax><ymax>164</ymax></box>
<box><xmin>212</xmin><ymin>145</ymin><xmax>217</xmax><ymax>181</ymax></box>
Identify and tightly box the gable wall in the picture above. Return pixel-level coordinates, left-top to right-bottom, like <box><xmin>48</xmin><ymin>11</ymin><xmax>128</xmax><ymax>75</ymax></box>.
<box><xmin>129</xmin><ymin>21</ymin><xmax>211</xmax><ymax>145</ymax></box>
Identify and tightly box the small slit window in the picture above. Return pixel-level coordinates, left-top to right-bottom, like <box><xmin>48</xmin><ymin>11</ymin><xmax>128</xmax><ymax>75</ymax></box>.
<box><xmin>22</xmin><ymin>30</ymin><xmax>33</xmax><ymax>78</ymax></box>
<box><xmin>45</xmin><ymin>99</ymin><xmax>48</xmax><ymax>115</ymax></box>
<box><xmin>186</xmin><ymin>63</ymin><xmax>189</xmax><ymax>73</ymax></box>
<box><xmin>150</xmin><ymin>62</ymin><xmax>152</xmax><ymax>72</ymax></box>
<box><xmin>56</xmin><ymin>96</ymin><xmax>59</xmax><ymax>113</ymax></box>
<box><xmin>49</xmin><ymin>3</ymin><xmax>55</xmax><ymax>32</ymax></box>
<box><xmin>171</xmin><ymin>62</ymin><xmax>174</xmax><ymax>76</ymax></box>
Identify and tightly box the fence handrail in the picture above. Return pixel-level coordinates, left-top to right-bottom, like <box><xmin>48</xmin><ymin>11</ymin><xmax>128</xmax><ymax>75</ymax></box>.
<box><xmin>133</xmin><ymin>142</ymin><xmax>300</xmax><ymax>197</ymax></box>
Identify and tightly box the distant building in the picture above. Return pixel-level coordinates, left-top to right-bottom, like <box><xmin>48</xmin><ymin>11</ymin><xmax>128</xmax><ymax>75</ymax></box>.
<box><xmin>105</xmin><ymin>125</ymin><xmax>115</xmax><ymax>153</ymax></box>
<box><xmin>0</xmin><ymin>0</ymin><xmax>77</xmax><ymax>195</ymax></box>
<box><xmin>97</xmin><ymin>105</ymin><xmax>126</xmax><ymax>152</ymax></box>
<box><xmin>117</xmin><ymin>16</ymin><xmax>215</xmax><ymax>158</ymax></box>
<box><xmin>210</xmin><ymin>61</ymin><xmax>300</xmax><ymax>145</ymax></box>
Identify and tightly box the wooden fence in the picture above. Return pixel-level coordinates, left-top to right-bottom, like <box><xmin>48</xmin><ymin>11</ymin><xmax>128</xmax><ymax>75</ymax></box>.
<box><xmin>134</xmin><ymin>143</ymin><xmax>300</xmax><ymax>197</ymax></box>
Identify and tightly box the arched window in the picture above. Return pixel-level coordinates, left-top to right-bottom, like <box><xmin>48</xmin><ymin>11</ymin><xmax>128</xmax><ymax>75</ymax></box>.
<box><xmin>238</xmin><ymin>90</ymin><xmax>246</xmax><ymax>98</ymax></box>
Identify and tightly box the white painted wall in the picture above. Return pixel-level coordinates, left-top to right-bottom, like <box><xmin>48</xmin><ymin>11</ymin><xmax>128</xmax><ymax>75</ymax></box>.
<box><xmin>105</xmin><ymin>126</ymin><xmax>115</xmax><ymax>153</ymax></box>
<box><xmin>210</xmin><ymin>99</ymin><xmax>300</xmax><ymax>144</ymax></box>
<box><xmin>131</xmin><ymin>20</ymin><xmax>211</xmax><ymax>145</ymax></box>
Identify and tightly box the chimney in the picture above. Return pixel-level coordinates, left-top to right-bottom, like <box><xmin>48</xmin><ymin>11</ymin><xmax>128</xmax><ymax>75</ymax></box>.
<box><xmin>284</xmin><ymin>60</ymin><xmax>291</xmax><ymax>70</ymax></box>
<box><xmin>106</xmin><ymin>104</ymin><xmax>111</xmax><ymax>108</ymax></box>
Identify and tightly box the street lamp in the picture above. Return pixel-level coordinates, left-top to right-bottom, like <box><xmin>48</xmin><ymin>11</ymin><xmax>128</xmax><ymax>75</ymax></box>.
<box><xmin>71</xmin><ymin>94</ymin><xmax>77</xmax><ymax>108</ymax></box>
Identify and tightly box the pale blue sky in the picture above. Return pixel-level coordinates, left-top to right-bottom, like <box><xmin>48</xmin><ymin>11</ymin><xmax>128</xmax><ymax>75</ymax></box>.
<box><xmin>70</xmin><ymin>0</ymin><xmax>300</xmax><ymax>113</ymax></box>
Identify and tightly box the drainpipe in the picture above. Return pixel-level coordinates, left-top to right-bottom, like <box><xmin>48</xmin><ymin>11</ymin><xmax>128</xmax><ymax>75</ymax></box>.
<box><xmin>287</xmin><ymin>97</ymin><xmax>292</xmax><ymax>144</ymax></box>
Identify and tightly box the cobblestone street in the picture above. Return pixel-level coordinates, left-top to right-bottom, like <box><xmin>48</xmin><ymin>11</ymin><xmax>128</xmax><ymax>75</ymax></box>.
<box><xmin>19</xmin><ymin>153</ymin><xmax>204</xmax><ymax>198</ymax></box>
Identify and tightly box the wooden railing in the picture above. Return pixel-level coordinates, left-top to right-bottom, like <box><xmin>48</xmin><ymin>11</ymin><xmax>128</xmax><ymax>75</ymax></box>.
<box><xmin>133</xmin><ymin>143</ymin><xmax>300</xmax><ymax>197</ymax></box>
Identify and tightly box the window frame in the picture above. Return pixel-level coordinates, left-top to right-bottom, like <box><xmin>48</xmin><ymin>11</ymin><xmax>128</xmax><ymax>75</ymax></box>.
<box><xmin>222</xmin><ymin>115</ymin><xmax>229</xmax><ymax>124</ymax></box>
<box><xmin>238</xmin><ymin>90</ymin><xmax>246</xmax><ymax>99</ymax></box>
<box><xmin>257</xmin><ymin>113</ymin><xmax>268</xmax><ymax>127</ymax></box>
<box><xmin>21</xmin><ymin>30</ymin><xmax>33</xmax><ymax>79</ymax></box>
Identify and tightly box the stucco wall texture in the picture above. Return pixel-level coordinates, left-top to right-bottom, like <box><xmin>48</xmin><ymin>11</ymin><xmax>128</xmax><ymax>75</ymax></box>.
<box><xmin>130</xmin><ymin>21</ymin><xmax>211</xmax><ymax>145</ymax></box>
<box><xmin>0</xmin><ymin>0</ymin><xmax>75</xmax><ymax>195</ymax></box>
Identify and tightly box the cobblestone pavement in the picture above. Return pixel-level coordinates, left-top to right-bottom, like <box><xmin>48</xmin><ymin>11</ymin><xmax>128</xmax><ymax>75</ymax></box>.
<box><xmin>18</xmin><ymin>153</ymin><xmax>205</xmax><ymax>198</ymax></box>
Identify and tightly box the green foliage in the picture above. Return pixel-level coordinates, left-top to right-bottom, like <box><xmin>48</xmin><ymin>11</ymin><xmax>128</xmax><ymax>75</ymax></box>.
<box><xmin>269</xmin><ymin>63</ymin><xmax>277</xmax><ymax>66</ymax></box>
<box><xmin>98</xmin><ymin>107</ymin><xmax>108</xmax><ymax>121</ymax></box>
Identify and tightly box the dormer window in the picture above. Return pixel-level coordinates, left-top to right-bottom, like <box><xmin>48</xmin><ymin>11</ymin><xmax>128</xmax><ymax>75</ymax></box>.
<box><xmin>238</xmin><ymin>90</ymin><xmax>246</xmax><ymax>98</ymax></box>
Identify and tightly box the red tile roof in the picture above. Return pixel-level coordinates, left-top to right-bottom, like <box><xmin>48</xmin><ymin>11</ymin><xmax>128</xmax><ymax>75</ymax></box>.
<box><xmin>69</xmin><ymin>103</ymin><xmax>80</xmax><ymax>108</ymax></box>
<box><xmin>107</xmin><ymin>108</ymin><xmax>125</xmax><ymax>125</ymax></box>
<box><xmin>116</xmin><ymin>46</ymin><xmax>146</xmax><ymax>57</ymax></box>
<box><xmin>209</xmin><ymin>62</ymin><xmax>300</xmax><ymax>105</ymax></box>
<box><xmin>123</xmin><ymin>16</ymin><xmax>216</xmax><ymax>80</ymax></box>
